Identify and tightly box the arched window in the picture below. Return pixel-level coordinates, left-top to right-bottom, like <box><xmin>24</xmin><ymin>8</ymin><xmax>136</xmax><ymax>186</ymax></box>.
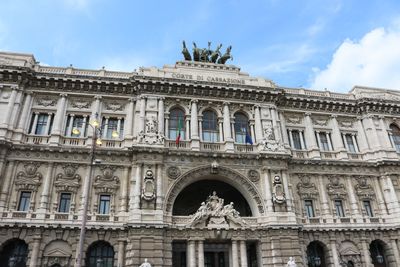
<box><xmin>202</xmin><ymin>110</ymin><xmax>219</xmax><ymax>142</ymax></box>
<box><xmin>234</xmin><ymin>112</ymin><xmax>250</xmax><ymax>144</ymax></box>
<box><xmin>390</xmin><ymin>124</ymin><xmax>400</xmax><ymax>152</ymax></box>
<box><xmin>0</xmin><ymin>239</ymin><xmax>28</xmax><ymax>267</ymax></box>
<box><xmin>306</xmin><ymin>241</ymin><xmax>327</xmax><ymax>267</ymax></box>
<box><xmin>169</xmin><ymin>108</ymin><xmax>185</xmax><ymax>140</ymax></box>
<box><xmin>85</xmin><ymin>241</ymin><xmax>115</xmax><ymax>267</ymax></box>
<box><xmin>370</xmin><ymin>240</ymin><xmax>386</xmax><ymax>267</ymax></box>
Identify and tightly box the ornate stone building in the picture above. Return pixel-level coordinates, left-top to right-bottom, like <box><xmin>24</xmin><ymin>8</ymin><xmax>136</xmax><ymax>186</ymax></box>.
<box><xmin>0</xmin><ymin>51</ymin><xmax>400</xmax><ymax>267</ymax></box>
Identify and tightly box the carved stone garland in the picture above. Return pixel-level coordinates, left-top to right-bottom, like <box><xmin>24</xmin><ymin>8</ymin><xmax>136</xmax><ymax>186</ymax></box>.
<box><xmin>165</xmin><ymin>164</ymin><xmax>265</xmax><ymax>214</ymax></box>
<box><xmin>14</xmin><ymin>162</ymin><xmax>43</xmax><ymax>210</ymax></box>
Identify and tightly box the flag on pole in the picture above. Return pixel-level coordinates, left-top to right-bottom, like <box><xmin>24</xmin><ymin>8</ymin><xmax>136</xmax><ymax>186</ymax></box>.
<box><xmin>176</xmin><ymin>117</ymin><xmax>182</xmax><ymax>145</ymax></box>
<box><xmin>244</xmin><ymin>127</ymin><xmax>253</xmax><ymax>145</ymax></box>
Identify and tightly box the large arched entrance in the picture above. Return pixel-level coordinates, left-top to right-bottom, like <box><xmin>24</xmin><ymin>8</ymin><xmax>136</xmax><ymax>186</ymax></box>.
<box><xmin>0</xmin><ymin>239</ymin><xmax>28</xmax><ymax>267</ymax></box>
<box><xmin>173</xmin><ymin>180</ymin><xmax>252</xmax><ymax>217</ymax></box>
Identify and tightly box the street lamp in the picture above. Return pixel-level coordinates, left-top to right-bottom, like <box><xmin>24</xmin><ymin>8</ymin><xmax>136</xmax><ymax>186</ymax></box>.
<box><xmin>8</xmin><ymin>256</ymin><xmax>16</xmax><ymax>267</ymax></box>
<box><xmin>73</xmin><ymin>113</ymin><xmax>118</xmax><ymax>267</ymax></box>
<box><xmin>373</xmin><ymin>242</ymin><xmax>384</xmax><ymax>264</ymax></box>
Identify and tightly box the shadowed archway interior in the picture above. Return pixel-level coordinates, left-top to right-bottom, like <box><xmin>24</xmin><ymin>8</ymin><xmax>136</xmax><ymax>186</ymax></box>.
<box><xmin>172</xmin><ymin>179</ymin><xmax>252</xmax><ymax>216</ymax></box>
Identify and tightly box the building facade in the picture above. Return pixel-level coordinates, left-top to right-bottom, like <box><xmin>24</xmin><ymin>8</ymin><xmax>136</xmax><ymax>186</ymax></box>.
<box><xmin>0</xmin><ymin>51</ymin><xmax>400</xmax><ymax>267</ymax></box>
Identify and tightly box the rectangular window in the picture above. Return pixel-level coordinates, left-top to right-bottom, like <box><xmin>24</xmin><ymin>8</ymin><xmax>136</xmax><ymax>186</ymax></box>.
<box><xmin>291</xmin><ymin>130</ymin><xmax>303</xmax><ymax>150</ymax></box>
<box><xmin>304</xmin><ymin>200</ymin><xmax>315</xmax><ymax>218</ymax></box>
<box><xmin>101</xmin><ymin>118</ymin><xmax>124</xmax><ymax>139</ymax></box>
<box><xmin>344</xmin><ymin>134</ymin><xmax>357</xmax><ymax>153</ymax></box>
<box><xmin>65</xmin><ymin>115</ymin><xmax>87</xmax><ymax>137</ymax></box>
<box><xmin>58</xmin><ymin>193</ymin><xmax>71</xmax><ymax>213</ymax></box>
<box><xmin>18</xmin><ymin>191</ymin><xmax>31</xmax><ymax>211</ymax></box>
<box><xmin>317</xmin><ymin>132</ymin><xmax>331</xmax><ymax>151</ymax></box>
<box><xmin>99</xmin><ymin>195</ymin><xmax>111</xmax><ymax>214</ymax></box>
<box><xmin>363</xmin><ymin>200</ymin><xmax>374</xmax><ymax>217</ymax></box>
<box><xmin>29</xmin><ymin>113</ymin><xmax>53</xmax><ymax>135</ymax></box>
<box><xmin>334</xmin><ymin>200</ymin><xmax>345</xmax><ymax>217</ymax></box>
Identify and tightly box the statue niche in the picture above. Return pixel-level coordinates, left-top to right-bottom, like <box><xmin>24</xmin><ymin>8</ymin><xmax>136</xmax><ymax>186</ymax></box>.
<box><xmin>187</xmin><ymin>191</ymin><xmax>246</xmax><ymax>229</ymax></box>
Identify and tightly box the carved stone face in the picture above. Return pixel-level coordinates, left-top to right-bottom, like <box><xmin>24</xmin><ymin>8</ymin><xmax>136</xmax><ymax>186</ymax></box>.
<box><xmin>25</xmin><ymin>162</ymin><xmax>38</xmax><ymax>175</ymax></box>
<box><xmin>103</xmin><ymin>167</ymin><xmax>114</xmax><ymax>179</ymax></box>
<box><xmin>63</xmin><ymin>164</ymin><xmax>76</xmax><ymax>177</ymax></box>
<box><xmin>330</xmin><ymin>176</ymin><xmax>340</xmax><ymax>186</ymax></box>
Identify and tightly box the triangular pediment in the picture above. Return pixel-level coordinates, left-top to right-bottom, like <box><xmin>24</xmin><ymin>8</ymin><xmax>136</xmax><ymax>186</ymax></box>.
<box><xmin>44</xmin><ymin>248</ymin><xmax>71</xmax><ymax>257</ymax></box>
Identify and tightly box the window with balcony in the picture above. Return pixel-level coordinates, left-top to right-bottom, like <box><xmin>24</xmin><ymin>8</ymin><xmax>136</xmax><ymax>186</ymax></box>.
<box><xmin>168</xmin><ymin>108</ymin><xmax>185</xmax><ymax>140</ymax></box>
<box><xmin>234</xmin><ymin>112</ymin><xmax>250</xmax><ymax>144</ymax></box>
<box><xmin>99</xmin><ymin>195</ymin><xmax>111</xmax><ymax>214</ymax></box>
<box><xmin>288</xmin><ymin>129</ymin><xmax>306</xmax><ymax>150</ymax></box>
<box><xmin>28</xmin><ymin>113</ymin><xmax>53</xmax><ymax>135</ymax></box>
<box><xmin>65</xmin><ymin>115</ymin><xmax>88</xmax><ymax>137</ymax></box>
<box><xmin>58</xmin><ymin>193</ymin><xmax>71</xmax><ymax>213</ymax></box>
<box><xmin>202</xmin><ymin>110</ymin><xmax>219</xmax><ymax>142</ymax></box>
<box><xmin>334</xmin><ymin>199</ymin><xmax>345</xmax><ymax>217</ymax></box>
<box><xmin>363</xmin><ymin>200</ymin><xmax>374</xmax><ymax>217</ymax></box>
<box><xmin>101</xmin><ymin>117</ymin><xmax>124</xmax><ymax>139</ymax></box>
<box><xmin>342</xmin><ymin>133</ymin><xmax>358</xmax><ymax>153</ymax></box>
<box><xmin>389</xmin><ymin>124</ymin><xmax>400</xmax><ymax>152</ymax></box>
<box><xmin>304</xmin><ymin>200</ymin><xmax>315</xmax><ymax>218</ymax></box>
<box><xmin>17</xmin><ymin>191</ymin><xmax>31</xmax><ymax>211</ymax></box>
<box><xmin>316</xmin><ymin>131</ymin><xmax>332</xmax><ymax>151</ymax></box>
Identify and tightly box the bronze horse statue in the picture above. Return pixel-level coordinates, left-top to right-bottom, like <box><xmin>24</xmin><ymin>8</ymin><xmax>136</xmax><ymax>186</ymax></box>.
<box><xmin>200</xmin><ymin>41</ymin><xmax>212</xmax><ymax>62</ymax></box>
<box><xmin>210</xmin><ymin>43</ymin><xmax>222</xmax><ymax>63</ymax></box>
<box><xmin>182</xmin><ymin>41</ymin><xmax>192</xmax><ymax>61</ymax></box>
<box><xmin>192</xmin><ymin>42</ymin><xmax>201</xmax><ymax>61</ymax></box>
<box><xmin>217</xmin><ymin>45</ymin><xmax>233</xmax><ymax>64</ymax></box>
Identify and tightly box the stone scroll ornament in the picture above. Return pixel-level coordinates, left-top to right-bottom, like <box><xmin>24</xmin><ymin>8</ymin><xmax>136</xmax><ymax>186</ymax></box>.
<box><xmin>141</xmin><ymin>169</ymin><xmax>156</xmax><ymax>201</ymax></box>
<box><xmin>138</xmin><ymin>116</ymin><xmax>165</xmax><ymax>145</ymax></box>
<box><xmin>187</xmin><ymin>191</ymin><xmax>246</xmax><ymax>228</ymax></box>
<box><xmin>182</xmin><ymin>41</ymin><xmax>233</xmax><ymax>64</ymax></box>
<box><xmin>272</xmin><ymin>175</ymin><xmax>286</xmax><ymax>204</ymax></box>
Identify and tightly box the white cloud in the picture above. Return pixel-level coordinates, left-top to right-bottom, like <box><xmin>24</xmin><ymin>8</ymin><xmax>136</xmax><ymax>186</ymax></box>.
<box><xmin>310</xmin><ymin>25</ymin><xmax>400</xmax><ymax>92</ymax></box>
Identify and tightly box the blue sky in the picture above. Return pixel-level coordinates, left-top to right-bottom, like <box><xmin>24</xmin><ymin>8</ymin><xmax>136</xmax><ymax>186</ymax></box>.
<box><xmin>1</xmin><ymin>0</ymin><xmax>400</xmax><ymax>92</ymax></box>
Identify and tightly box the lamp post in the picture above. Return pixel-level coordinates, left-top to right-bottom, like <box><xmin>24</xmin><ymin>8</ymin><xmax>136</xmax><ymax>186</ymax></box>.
<box><xmin>8</xmin><ymin>256</ymin><xmax>16</xmax><ymax>267</ymax></box>
<box><xmin>74</xmin><ymin>113</ymin><xmax>118</xmax><ymax>267</ymax></box>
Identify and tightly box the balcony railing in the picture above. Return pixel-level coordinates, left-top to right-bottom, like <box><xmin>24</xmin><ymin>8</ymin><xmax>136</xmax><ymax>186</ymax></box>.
<box><xmin>201</xmin><ymin>142</ymin><xmax>223</xmax><ymax>152</ymax></box>
<box><xmin>166</xmin><ymin>140</ymin><xmax>190</xmax><ymax>150</ymax></box>
<box><xmin>320</xmin><ymin>151</ymin><xmax>338</xmax><ymax>159</ymax></box>
<box><xmin>61</xmin><ymin>137</ymin><xmax>87</xmax><ymax>146</ymax></box>
<box><xmin>98</xmin><ymin>139</ymin><xmax>123</xmax><ymax>148</ymax></box>
<box><xmin>292</xmin><ymin>150</ymin><xmax>309</xmax><ymax>159</ymax></box>
<box><xmin>24</xmin><ymin>135</ymin><xmax>50</xmax><ymax>145</ymax></box>
<box><xmin>348</xmin><ymin>152</ymin><xmax>364</xmax><ymax>160</ymax></box>
<box><xmin>234</xmin><ymin>144</ymin><xmax>255</xmax><ymax>153</ymax></box>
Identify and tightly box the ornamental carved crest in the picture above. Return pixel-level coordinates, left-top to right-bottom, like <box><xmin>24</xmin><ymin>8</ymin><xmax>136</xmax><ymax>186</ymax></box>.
<box><xmin>138</xmin><ymin>116</ymin><xmax>164</xmax><ymax>145</ymax></box>
<box><xmin>142</xmin><ymin>169</ymin><xmax>155</xmax><ymax>201</ymax></box>
<box><xmin>248</xmin><ymin>170</ymin><xmax>260</xmax><ymax>182</ymax></box>
<box><xmin>167</xmin><ymin>166</ymin><xmax>181</xmax><ymax>179</ymax></box>
<box><xmin>94</xmin><ymin>166</ymin><xmax>120</xmax><ymax>194</ymax></box>
<box><xmin>15</xmin><ymin>162</ymin><xmax>42</xmax><ymax>191</ymax></box>
<box><xmin>54</xmin><ymin>164</ymin><xmax>81</xmax><ymax>193</ymax></box>
<box><xmin>297</xmin><ymin>174</ymin><xmax>319</xmax><ymax>199</ymax></box>
<box><xmin>187</xmin><ymin>191</ymin><xmax>246</xmax><ymax>228</ymax></box>
<box><xmin>36</xmin><ymin>96</ymin><xmax>57</xmax><ymax>107</ymax></box>
<box><xmin>354</xmin><ymin>176</ymin><xmax>375</xmax><ymax>200</ymax></box>
<box><xmin>272</xmin><ymin>175</ymin><xmax>286</xmax><ymax>204</ymax></box>
<box><xmin>70</xmin><ymin>98</ymin><xmax>90</xmax><ymax>109</ymax></box>
<box><xmin>104</xmin><ymin>100</ymin><xmax>125</xmax><ymax>111</ymax></box>
<box><xmin>261</xmin><ymin>126</ymin><xmax>284</xmax><ymax>152</ymax></box>
<box><xmin>312</xmin><ymin>116</ymin><xmax>329</xmax><ymax>126</ymax></box>
<box><xmin>327</xmin><ymin>175</ymin><xmax>347</xmax><ymax>199</ymax></box>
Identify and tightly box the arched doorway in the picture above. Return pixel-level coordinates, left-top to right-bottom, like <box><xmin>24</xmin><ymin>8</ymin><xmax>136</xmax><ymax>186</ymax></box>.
<box><xmin>172</xmin><ymin>180</ymin><xmax>252</xmax><ymax>216</ymax></box>
<box><xmin>0</xmin><ymin>239</ymin><xmax>28</xmax><ymax>267</ymax></box>
<box><xmin>370</xmin><ymin>240</ymin><xmax>387</xmax><ymax>267</ymax></box>
<box><xmin>306</xmin><ymin>241</ymin><xmax>327</xmax><ymax>267</ymax></box>
<box><xmin>85</xmin><ymin>241</ymin><xmax>115</xmax><ymax>267</ymax></box>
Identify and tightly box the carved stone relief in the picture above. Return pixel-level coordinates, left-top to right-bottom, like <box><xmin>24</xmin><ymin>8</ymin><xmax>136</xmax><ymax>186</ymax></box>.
<box><xmin>272</xmin><ymin>175</ymin><xmax>286</xmax><ymax>204</ymax></box>
<box><xmin>248</xmin><ymin>170</ymin><xmax>260</xmax><ymax>182</ymax></box>
<box><xmin>138</xmin><ymin>116</ymin><xmax>164</xmax><ymax>145</ymax></box>
<box><xmin>339</xmin><ymin>241</ymin><xmax>362</xmax><ymax>267</ymax></box>
<box><xmin>261</xmin><ymin>125</ymin><xmax>284</xmax><ymax>152</ymax></box>
<box><xmin>104</xmin><ymin>100</ymin><xmax>125</xmax><ymax>112</ymax></box>
<box><xmin>296</xmin><ymin>174</ymin><xmax>319</xmax><ymax>199</ymax></box>
<box><xmin>285</xmin><ymin>113</ymin><xmax>302</xmax><ymax>125</ymax></box>
<box><xmin>69</xmin><ymin>98</ymin><xmax>91</xmax><ymax>109</ymax></box>
<box><xmin>312</xmin><ymin>116</ymin><xmax>329</xmax><ymax>127</ymax></box>
<box><xmin>326</xmin><ymin>175</ymin><xmax>347</xmax><ymax>199</ymax></box>
<box><xmin>15</xmin><ymin>162</ymin><xmax>42</xmax><ymax>192</ymax></box>
<box><xmin>141</xmin><ymin>169</ymin><xmax>156</xmax><ymax>201</ymax></box>
<box><xmin>35</xmin><ymin>96</ymin><xmax>57</xmax><ymax>107</ymax></box>
<box><xmin>167</xmin><ymin>166</ymin><xmax>181</xmax><ymax>179</ymax></box>
<box><xmin>354</xmin><ymin>176</ymin><xmax>375</xmax><ymax>200</ymax></box>
<box><xmin>94</xmin><ymin>166</ymin><xmax>120</xmax><ymax>194</ymax></box>
<box><xmin>54</xmin><ymin>164</ymin><xmax>81</xmax><ymax>193</ymax></box>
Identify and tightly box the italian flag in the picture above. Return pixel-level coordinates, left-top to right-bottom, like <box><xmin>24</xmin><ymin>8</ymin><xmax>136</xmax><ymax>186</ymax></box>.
<box><xmin>175</xmin><ymin>117</ymin><xmax>182</xmax><ymax>145</ymax></box>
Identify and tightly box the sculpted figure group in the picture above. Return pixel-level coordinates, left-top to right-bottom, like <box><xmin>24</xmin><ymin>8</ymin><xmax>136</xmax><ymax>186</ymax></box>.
<box><xmin>182</xmin><ymin>41</ymin><xmax>233</xmax><ymax>64</ymax></box>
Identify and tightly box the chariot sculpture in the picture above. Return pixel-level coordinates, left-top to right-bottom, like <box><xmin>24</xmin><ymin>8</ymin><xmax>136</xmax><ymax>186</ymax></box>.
<box><xmin>182</xmin><ymin>41</ymin><xmax>233</xmax><ymax>64</ymax></box>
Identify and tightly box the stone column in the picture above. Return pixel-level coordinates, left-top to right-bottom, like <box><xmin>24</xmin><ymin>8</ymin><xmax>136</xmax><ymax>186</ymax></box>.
<box><xmin>330</xmin><ymin>239</ymin><xmax>340</xmax><ymax>267</ymax></box>
<box><xmin>133</xmin><ymin>164</ymin><xmax>142</xmax><ymax>210</ymax></box>
<box><xmin>51</xmin><ymin>93</ymin><xmax>67</xmax><ymax>136</ymax></box>
<box><xmin>125</xmin><ymin>97</ymin><xmax>135</xmax><ymax>140</ymax></box>
<box><xmin>218</xmin><ymin>118</ymin><xmax>224</xmax><ymax>142</ymax></box>
<box><xmin>279</xmin><ymin>111</ymin><xmax>289</xmax><ymax>147</ymax></box>
<box><xmin>363</xmin><ymin>115</ymin><xmax>381</xmax><ymax>150</ymax></box>
<box><xmin>378</xmin><ymin>116</ymin><xmax>393</xmax><ymax>149</ymax></box>
<box><xmin>117</xmin><ymin>239</ymin><xmax>126</xmax><ymax>267</ymax></box>
<box><xmin>330</xmin><ymin>115</ymin><xmax>344</xmax><ymax>150</ymax></box>
<box><xmin>380</xmin><ymin>175</ymin><xmax>400</xmax><ymax>214</ymax></box>
<box><xmin>356</xmin><ymin>117</ymin><xmax>369</xmax><ymax>152</ymax></box>
<box><xmin>390</xmin><ymin>238</ymin><xmax>400</xmax><ymax>266</ymax></box>
<box><xmin>119</xmin><ymin>167</ymin><xmax>129</xmax><ymax>213</ymax></box>
<box><xmin>270</xmin><ymin>107</ymin><xmax>281</xmax><ymax>142</ymax></box>
<box><xmin>156</xmin><ymin>163</ymin><xmax>163</xmax><ymax>209</ymax></box>
<box><xmin>198</xmin><ymin>240</ymin><xmax>204</xmax><ymax>267</ymax></box>
<box><xmin>190</xmin><ymin>100</ymin><xmax>199</xmax><ymax>139</ymax></box>
<box><xmin>262</xmin><ymin>168</ymin><xmax>273</xmax><ymax>212</ymax></box>
<box><xmin>223</xmin><ymin>102</ymin><xmax>232</xmax><ymax>140</ymax></box>
<box><xmin>16</xmin><ymin>92</ymin><xmax>33</xmax><ymax>131</ymax></box>
<box><xmin>2</xmin><ymin>87</ymin><xmax>18</xmax><ymax>127</ymax></box>
<box><xmin>185</xmin><ymin>116</ymin><xmax>190</xmax><ymax>140</ymax></box>
<box><xmin>240</xmin><ymin>240</ymin><xmax>248</xmax><ymax>267</ymax></box>
<box><xmin>254</xmin><ymin>105</ymin><xmax>263</xmax><ymax>144</ymax></box>
<box><xmin>38</xmin><ymin>162</ymin><xmax>55</xmax><ymax>213</ymax></box>
<box><xmin>158</xmin><ymin>97</ymin><xmax>164</xmax><ymax>135</ymax></box>
<box><xmin>282</xmin><ymin>171</ymin><xmax>293</xmax><ymax>212</ymax></box>
<box><xmin>373</xmin><ymin>176</ymin><xmax>387</xmax><ymax>216</ymax></box>
<box><xmin>187</xmin><ymin>240</ymin><xmax>196</xmax><ymax>267</ymax></box>
<box><xmin>345</xmin><ymin>176</ymin><xmax>360</xmax><ymax>217</ymax></box>
<box><xmin>231</xmin><ymin>240</ymin><xmax>239</xmax><ymax>267</ymax></box>
<box><xmin>0</xmin><ymin>160</ymin><xmax>16</xmax><ymax>211</ymax></box>
<box><xmin>361</xmin><ymin>238</ymin><xmax>373</xmax><ymax>267</ymax></box>
<box><xmin>138</xmin><ymin>96</ymin><xmax>146</xmax><ymax>134</ymax></box>
<box><xmin>304</xmin><ymin>113</ymin><xmax>319</xmax><ymax>158</ymax></box>
<box><xmin>318</xmin><ymin>175</ymin><xmax>330</xmax><ymax>216</ymax></box>
<box><xmin>29</xmin><ymin>235</ymin><xmax>42</xmax><ymax>267</ymax></box>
